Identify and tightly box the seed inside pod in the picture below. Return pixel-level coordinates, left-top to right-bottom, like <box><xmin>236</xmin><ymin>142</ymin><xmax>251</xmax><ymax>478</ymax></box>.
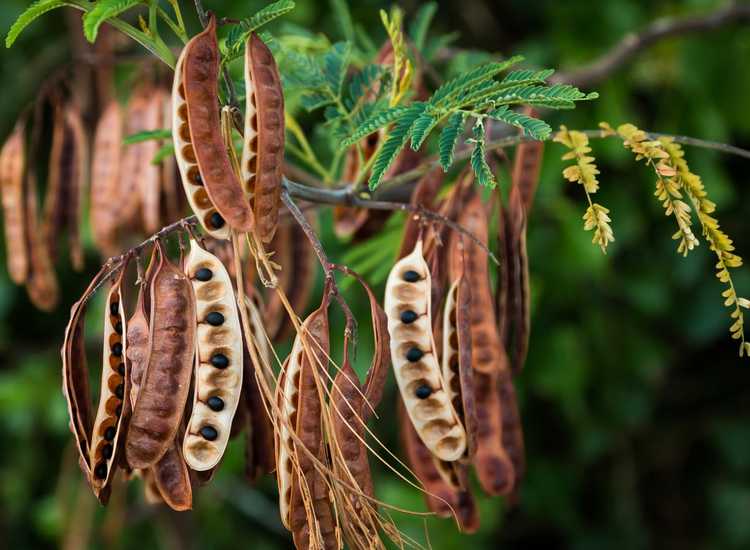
<box><xmin>94</xmin><ymin>463</ymin><xmax>107</xmax><ymax>479</ymax></box>
<box><xmin>207</xmin><ymin>396</ymin><xmax>224</xmax><ymax>411</ymax></box>
<box><xmin>205</xmin><ymin>312</ymin><xmax>224</xmax><ymax>326</ymax></box>
<box><xmin>117</xmin><ymin>364</ymin><xmax>125</xmax><ymax>376</ymax></box>
<box><xmin>111</xmin><ymin>342</ymin><xmax>123</xmax><ymax>356</ymax></box>
<box><xmin>195</xmin><ymin>268</ymin><xmax>213</xmax><ymax>281</ymax></box>
<box><xmin>401</xmin><ymin>310</ymin><xmax>419</xmax><ymax>324</ymax></box>
<box><xmin>200</xmin><ymin>426</ymin><xmax>218</xmax><ymax>440</ymax></box>
<box><xmin>115</xmin><ymin>322</ymin><xmax>123</xmax><ymax>334</ymax></box>
<box><xmin>102</xmin><ymin>444</ymin><xmax>113</xmax><ymax>459</ymax></box>
<box><xmin>210</xmin><ymin>353</ymin><xmax>229</xmax><ymax>368</ymax></box>
<box><xmin>403</xmin><ymin>270</ymin><xmax>421</xmax><ymax>282</ymax></box>
<box><xmin>406</xmin><ymin>347</ymin><xmax>424</xmax><ymax>362</ymax></box>
<box><xmin>209</xmin><ymin>212</ymin><xmax>225</xmax><ymax>229</ymax></box>
<box><xmin>104</xmin><ymin>426</ymin><xmax>116</xmax><ymax>441</ymax></box>
<box><xmin>114</xmin><ymin>384</ymin><xmax>124</xmax><ymax>399</ymax></box>
<box><xmin>115</xmin><ymin>404</ymin><xmax>122</xmax><ymax>417</ymax></box>
<box><xmin>110</xmin><ymin>302</ymin><xmax>119</xmax><ymax>315</ymax></box>
<box><xmin>415</xmin><ymin>385</ymin><xmax>433</xmax><ymax>399</ymax></box>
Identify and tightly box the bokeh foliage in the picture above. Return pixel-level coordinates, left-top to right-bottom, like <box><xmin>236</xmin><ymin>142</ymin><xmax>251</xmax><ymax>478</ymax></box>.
<box><xmin>1</xmin><ymin>0</ymin><xmax>750</xmax><ymax>548</ymax></box>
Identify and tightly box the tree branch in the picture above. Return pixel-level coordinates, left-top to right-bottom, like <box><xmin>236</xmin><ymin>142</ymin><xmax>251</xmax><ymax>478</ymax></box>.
<box><xmin>552</xmin><ymin>2</ymin><xmax>750</xmax><ymax>87</ymax></box>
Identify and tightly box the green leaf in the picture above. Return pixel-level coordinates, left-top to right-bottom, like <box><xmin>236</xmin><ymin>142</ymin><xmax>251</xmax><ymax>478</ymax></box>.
<box><xmin>322</xmin><ymin>41</ymin><xmax>351</xmax><ymax>96</ymax></box>
<box><xmin>369</xmin><ymin>103</ymin><xmax>426</xmax><ymax>190</ymax></box>
<box><xmin>151</xmin><ymin>143</ymin><xmax>174</xmax><ymax>165</ymax></box>
<box><xmin>83</xmin><ymin>0</ymin><xmax>142</xmax><ymax>43</ymax></box>
<box><xmin>409</xmin><ymin>2</ymin><xmax>437</xmax><ymax>51</ymax></box>
<box><xmin>5</xmin><ymin>0</ymin><xmax>74</xmax><ymax>48</ymax></box>
<box><xmin>502</xmin><ymin>68</ymin><xmax>555</xmax><ymax>84</ymax></box>
<box><xmin>488</xmin><ymin>106</ymin><xmax>551</xmax><ymax>139</ymax></box>
<box><xmin>300</xmin><ymin>92</ymin><xmax>333</xmax><ymax>111</ymax></box>
<box><xmin>438</xmin><ymin>112</ymin><xmax>466</xmax><ymax>171</ymax></box>
<box><xmin>123</xmin><ymin>129</ymin><xmax>171</xmax><ymax>145</ymax></box>
<box><xmin>410</xmin><ymin>112</ymin><xmax>437</xmax><ymax>150</ymax></box>
<box><xmin>341</xmin><ymin>105</ymin><xmax>411</xmax><ymax>147</ymax></box>
<box><xmin>345</xmin><ymin>64</ymin><xmax>384</xmax><ymax>109</ymax></box>
<box><xmin>429</xmin><ymin>57</ymin><xmax>523</xmax><ymax>108</ymax></box>
<box><xmin>470</xmin><ymin>121</ymin><xmax>496</xmax><ymax>188</ymax></box>
<box><xmin>329</xmin><ymin>0</ymin><xmax>354</xmax><ymax>43</ymax></box>
<box><xmin>246</xmin><ymin>0</ymin><xmax>295</xmax><ymax>32</ymax></box>
<box><xmin>493</xmin><ymin>84</ymin><xmax>598</xmax><ymax>109</ymax></box>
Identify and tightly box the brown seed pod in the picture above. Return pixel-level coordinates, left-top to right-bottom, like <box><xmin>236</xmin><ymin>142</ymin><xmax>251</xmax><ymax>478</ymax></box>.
<box><xmin>90</xmin><ymin>100</ymin><xmax>124</xmax><ymax>256</ymax></box>
<box><xmin>126</xmin><ymin>241</ymin><xmax>196</xmax><ymax>469</ymax></box>
<box><xmin>181</xmin><ymin>16</ymin><xmax>254</xmax><ymax>234</ymax></box>
<box><xmin>385</xmin><ymin>240</ymin><xmax>466</xmax><ymax>462</ymax></box>
<box><xmin>499</xmin><ymin>373</ymin><xmax>525</xmax><ymax>500</ymax></box>
<box><xmin>398</xmin><ymin>167</ymin><xmax>444</xmax><ymax>260</ymax></box>
<box><xmin>398</xmin><ymin>401</ymin><xmax>479</xmax><ymax>533</ymax></box>
<box><xmin>89</xmin><ymin>263</ymin><xmax>130</xmax><ymax>500</ymax></box>
<box><xmin>511</xmin><ymin>107</ymin><xmax>544</xmax><ymax>213</ymax></box>
<box><xmin>142</xmin><ymin>468</ymin><xmax>166</xmax><ymax>505</ymax></box>
<box><xmin>241</xmin><ymin>32</ymin><xmax>284</xmax><ymax>243</ymax></box>
<box><xmin>182</xmin><ymin>239</ymin><xmax>243</xmax><ymax>471</ymax></box>
<box><xmin>505</xmin><ymin>184</ymin><xmax>530</xmax><ymax>374</ymax></box>
<box><xmin>25</xmin><ymin>167</ymin><xmax>59</xmax><ymax>311</ymax></box>
<box><xmin>152</xmin><ymin>438</ymin><xmax>193</xmax><ymax>511</ymax></box>
<box><xmin>0</xmin><ymin>120</ymin><xmax>29</xmax><ymax>283</ymax></box>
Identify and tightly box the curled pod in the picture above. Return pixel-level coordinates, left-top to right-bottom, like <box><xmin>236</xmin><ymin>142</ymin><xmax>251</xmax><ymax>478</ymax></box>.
<box><xmin>499</xmin><ymin>373</ymin><xmax>525</xmax><ymax>501</ymax></box>
<box><xmin>398</xmin><ymin>401</ymin><xmax>479</xmax><ymax>533</ymax></box>
<box><xmin>25</xmin><ymin>166</ymin><xmax>59</xmax><ymax>310</ymax></box>
<box><xmin>441</xmin><ymin>270</ymin><xmax>477</xmax><ymax>458</ymax></box>
<box><xmin>505</xmin><ymin>185</ymin><xmax>530</xmax><ymax>374</ymax></box>
<box><xmin>90</xmin><ymin>100</ymin><xmax>124</xmax><ymax>256</ymax></box>
<box><xmin>241</xmin><ymin>33</ymin><xmax>284</xmax><ymax>243</ymax></box>
<box><xmin>181</xmin><ymin>16</ymin><xmax>254</xmax><ymax>234</ymax></box>
<box><xmin>511</xmin><ymin>107</ymin><xmax>544</xmax><ymax>213</ymax></box>
<box><xmin>182</xmin><ymin>238</ymin><xmax>243</xmax><ymax>471</ymax></box>
<box><xmin>89</xmin><ymin>263</ymin><xmax>130</xmax><ymax>499</ymax></box>
<box><xmin>126</xmin><ymin>242</ymin><xmax>196</xmax><ymax>469</ymax></box>
<box><xmin>152</xmin><ymin>439</ymin><xmax>192</xmax><ymax>511</ymax></box>
<box><xmin>0</xmin><ymin>120</ymin><xmax>29</xmax><ymax>283</ymax></box>
<box><xmin>384</xmin><ymin>240</ymin><xmax>466</xmax><ymax>462</ymax></box>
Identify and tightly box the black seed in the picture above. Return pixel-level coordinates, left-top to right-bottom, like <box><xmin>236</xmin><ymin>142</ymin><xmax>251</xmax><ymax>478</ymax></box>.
<box><xmin>211</xmin><ymin>353</ymin><xmax>229</xmax><ymax>368</ymax></box>
<box><xmin>94</xmin><ymin>462</ymin><xmax>107</xmax><ymax>479</ymax></box>
<box><xmin>403</xmin><ymin>270</ymin><xmax>420</xmax><ymax>283</ymax></box>
<box><xmin>117</xmin><ymin>363</ymin><xmax>125</xmax><ymax>376</ymax></box>
<box><xmin>210</xmin><ymin>212</ymin><xmax>225</xmax><ymax>229</ymax></box>
<box><xmin>207</xmin><ymin>396</ymin><xmax>224</xmax><ymax>411</ymax></box>
<box><xmin>406</xmin><ymin>347</ymin><xmax>424</xmax><ymax>362</ymax></box>
<box><xmin>104</xmin><ymin>427</ymin><xmax>116</xmax><ymax>441</ymax></box>
<box><xmin>200</xmin><ymin>426</ymin><xmax>218</xmax><ymax>441</ymax></box>
<box><xmin>110</xmin><ymin>302</ymin><xmax>119</xmax><ymax>315</ymax></box>
<box><xmin>115</xmin><ymin>404</ymin><xmax>122</xmax><ymax>417</ymax></box>
<box><xmin>102</xmin><ymin>444</ymin><xmax>113</xmax><ymax>459</ymax></box>
<box><xmin>206</xmin><ymin>312</ymin><xmax>224</xmax><ymax>326</ymax></box>
<box><xmin>415</xmin><ymin>385</ymin><xmax>432</xmax><ymax>399</ymax></box>
<box><xmin>114</xmin><ymin>321</ymin><xmax>123</xmax><ymax>335</ymax></box>
<box><xmin>400</xmin><ymin>310</ymin><xmax>418</xmax><ymax>324</ymax></box>
<box><xmin>111</xmin><ymin>342</ymin><xmax>123</xmax><ymax>357</ymax></box>
<box><xmin>195</xmin><ymin>172</ymin><xmax>203</xmax><ymax>185</ymax></box>
<box><xmin>114</xmin><ymin>383</ymin><xmax>124</xmax><ymax>399</ymax></box>
<box><xmin>195</xmin><ymin>268</ymin><xmax>213</xmax><ymax>281</ymax></box>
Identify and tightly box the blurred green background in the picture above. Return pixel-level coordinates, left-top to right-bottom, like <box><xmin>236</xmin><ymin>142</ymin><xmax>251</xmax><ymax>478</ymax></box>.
<box><xmin>2</xmin><ymin>0</ymin><xmax>750</xmax><ymax>548</ymax></box>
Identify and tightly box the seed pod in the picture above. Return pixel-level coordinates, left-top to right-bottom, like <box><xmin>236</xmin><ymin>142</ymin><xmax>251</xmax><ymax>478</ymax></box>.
<box><xmin>152</xmin><ymin>439</ymin><xmax>192</xmax><ymax>511</ymax></box>
<box><xmin>398</xmin><ymin>167</ymin><xmax>444</xmax><ymax>260</ymax></box>
<box><xmin>89</xmin><ymin>264</ymin><xmax>130</xmax><ymax>500</ymax></box>
<box><xmin>398</xmin><ymin>401</ymin><xmax>479</xmax><ymax>533</ymax></box>
<box><xmin>25</xmin><ymin>167</ymin><xmax>59</xmax><ymax>311</ymax></box>
<box><xmin>511</xmin><ymin>107</ymin><xmax>544</xmax><ymax>213</ymax></box>
<box><xmin>385</xmin><ymin>240</ymin><xmax>466</xmax><ymax>462</ymax></box>
<box><xmin>179</xmin><ymin>16</ymin><xmax>254</xmax><ymax>234</ymax></box>
<box><xmin>126</xmin><ymin>241</ymin><xmax>196</xmax><ymax>469</ymax></box>
<box><xmin>142</xmin><ymin>468</ymin><xmax>166</xmax><ymax>505</ymax></box>
<box><xmin>241</xmin><ymin>32</ymin><xmax>284</xmax><ymax>243</ymax></box>
<box><xmin>505</xmin><ymin>185</ymin><xmax>530</xmax><ymax>374</ymax></box>
<box><xmin>90</xmin><ymin>100</ymin><xmax>123</xmax><ymax>256</ymax></box>
<box><xmin>441</xmin><ymin>269</ymin><xmax>477</xmax><ymax>458</ymax></box>
<box><xmin>0</xmin><ymin>120</ymin><xmax>29</xmax><ymax>283</ymax></box>
<box><xmin>499</xmin><ymin>373</ymin><xmax>525</xmax><ymax>500</ymax></box>
<box><xmin>182</xmin><ymin>239</ymin><xmax>243</xmax><ymax>471</ymax></box>
<box><xmin>141</xmin><ymin>89</ymin><xmax>167</xmax><ymax>234</ymax></box>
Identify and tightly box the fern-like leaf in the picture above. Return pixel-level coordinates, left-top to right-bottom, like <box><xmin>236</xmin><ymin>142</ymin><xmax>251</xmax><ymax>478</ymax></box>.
<box><xmin>246</xmin><ymin>0</ymin><xmax>295</xmax><ymax>32</ymax></box>
<box><xmin>341</xmin><ymin>105</ymin><xmax>411</xmax><ymax>147</ymax></box>
<box><xmin>469</xmin><ymin>121</ymin><xmax>496</xmax><ymax>188</ymax></box>
<box><xmin>438</xmin><ymin>111</ymin><xmax>466</xmax><ymax>171</ymax></box>
<box><xmin>322</xmin><ymin>41</ymin><xmax>351</xmax><ymax>97</ymax></box>
<box><xmin>489</xmin><ymin>106</ymin><xmax>551</xmax><ymax>139</ymax></box>
<box><xmin>83</xmin><ymin>0</ymin><xmax>142</xmax><ymax>43</ymax></box>
<box><xmin>368</xmin><ymin>103</ymin><xmax>426</xmax><ymax>189</ymax></box>
<box><xmin>430</xmin><ymin>57</ymin><xmax>523</xmax><ymax>107</ymax></box>
<box><xmin>5</xmin><ymin>0</ymin><xmax>74</xmax><ymax>48</ymax></box>
<box><xmin>410</xmin><ymin>112</ymin><xmax>438</xmax><ymax>150</ymax></box>
<box><xmin>345</xmin><ymin>64</ymin><xmax>385</xmax><ymax>109</ymax></box>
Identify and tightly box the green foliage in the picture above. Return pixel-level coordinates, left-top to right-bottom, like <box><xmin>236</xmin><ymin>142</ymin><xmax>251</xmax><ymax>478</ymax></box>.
<box><xmin>488</xmin><ymin>106</ymin><xmax>551</xmax><ymax>140</ymax></box>
<box><xmin>438</xmin><ymin>112</ymin><xmax>466</xmax><ymax>171</ymax></box>
<box><xmin>368</xmin><ymin>103</ymin><xmax>426</xmax><ymax>189</ymax></box>
<box><xmin>83</xmin><ymin>0</ymin><xmax>142</xmax><ymax>43</ymax></box>
<box><xmin>5</xmin><ymin>0</ymin><xmax>77</xmax><ymax>48</ymax></box>
<box><xmin>469</xmin><ymin>120</ymin><xmax>496</xmax><ymax>187</ymax></box>
<box><xmin>223</xmin><ymin>0</ymin><xmax>296</xmax><ymax>62</ymax></box>
<box><xmin>123</xmin><ymin>129</ymin><xmax>171</xmax><ymax>145</ymax></box>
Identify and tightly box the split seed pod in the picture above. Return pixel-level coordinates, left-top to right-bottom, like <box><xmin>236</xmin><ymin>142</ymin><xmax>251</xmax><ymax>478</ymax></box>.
<box><xmin>384</xmin><ymin>240</ymin><xmax>466</xmax><ymax>462</ymax></box>
<box><xmin>505</xmin><ymin>185</ymin><xmax>530</xmax><ymax>374</ymax></box>
<box><xmin>90</xmin><ymin>100</ymin><xmax>123</xmax><ymax>256</ymax></box>
<box><xmin>152</xmin><ymin>439</ymin><xmax>193</xmax><ymax>511</ymax></box>
<box><xmin>0</xmin><ymin>120</ymin><xmax>29</xmax><ymax>283</ymax></box>
<box><xmin>241</xmin><ymin>33</ymin><xmax>284</xmax><ymax>243</ymax></box>
<box><xmin>183</xmin><ymin>238</ymin><xmax>243</xmax><ymax>471</ymax></box>
<box><xmin>499</xmin><ymin>374</ymin><xmax>525</xmax><ymax>500</ymax></box>
<box><xmin>176</xmin><ymin>16</ymin><xmax>254</xmax><ymax>235</ymax></box>
<box><xmin>126</xmin><ymin>241</ymin><xmax>196</xmax><ymax>469</ymax></box>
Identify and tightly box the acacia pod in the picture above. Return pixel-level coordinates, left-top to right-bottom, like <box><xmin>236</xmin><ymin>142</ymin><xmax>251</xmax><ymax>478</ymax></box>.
<box><xmin>182</xmin><ymin>239</ymin><xmax>243</xmax><ymax>471</ymax></box>
<box><xmin>506</xmin><ymin>185</ymin><xmax>530</xmax><ymax>374</ymax></box>
<box><xmin>90</xmin><ymin>100</ymin><xmax>124</xmax><ymax>256</ymax></box>
<box><xmin>142</xmin><ymin>468</ymin><xmax>166</xmax><ymax>505</ymax></box>
<box><xmin>398</xmin><ymin>167</ymin><xmax>444</xmax><ymax>260</ymax></box>
<box><xmin>511</xmin><ymin>107</ymin><xmax>544</xmax><ymax>213</ymax></box>
<box><xmin>25</xmin><ymin>167</ymin><xmax>59</xmax><ymax>311</ymax></box>
<box><xmin>126</xmin><ymin>242</ymin><xmax>196</xmax><ymax>469</ymax></box>
<box><xmin>498</xmin><ymin>373</ymin><xmax>525</xmax><ymax>500</ymax></box>
<box><xmin>384</xmin><ymin>240</ymin><xmax>466</xmax><ymax>462</ymax></box>
<box><xmin>182</xmin><ymin>16</ymin><xmax>254</xmax><ymax>233</ymax></box>
<box><xmin>152</xmin><ymin>439</ymin><xmax>193</xmax><ymax>511</ymax></box>
<box><xmin>88</xmin><ymin>265</ymin><xmax>130</xmax><ymax>499</ymax></box>
<box><xmin>441</xmin><ymin>271</ymin><xmax>477</xmax><ymax>458</ymax></box>
<box><xmin>398</xmin><ymin>401</ymin><xmax>479</xmax><ymax>533</ymax></box>
<box><xmin>242</xmin><ymin>33</ymin><xmax>284</xmax><ymax>243</ymax></box>
<box><xmin>357</xmin><ymin>276</ymin><xmax>390</xmax><ymax>420</ymax></box>
<box><xmin>141</xmin><ymin>89</ymin><xmax>167</xmax><ymax>234</ymax></box>
<box><xmin>0</xmin><ymin>121</ymin><xmax>29</xmax><ymax>283</ymax></box>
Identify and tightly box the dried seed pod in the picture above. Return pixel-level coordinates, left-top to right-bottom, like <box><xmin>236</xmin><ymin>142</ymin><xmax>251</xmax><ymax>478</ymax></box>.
<box><xmin>505</xmin><ymin>185</ymin><xmax>530</xmax><ymax>374</ymax></box>
<box><xmin>384</xmin><ymin>240</ymin><xmax>466</xmax><ymax>462</ymax></box>
<box><xmin>0</xmin><ymin>120</ymin><xmax>29</xmax><ymax>283</ymax></box>
<box><xmin>499</xmin><ymin>373</ymin><xmax>525</xmax><ymax>500</ymax></box>
<box><xmin>141</xmin><ymin>89</ymin><xmax>167</xmax><ymax>234</ymax></box>
<box><xmin>152</xmin><ymin>439</ymin><xmax>192</xmax><ymax>511</ymax></box>
<box><xmin>511</xmin><ymin>107</ymin><xmax>544</xmax><ymax>213</ymax></box>
<box><xmin>90</xmin><ymin>100</ymin><xmax>123</xmax><ymax>256</ymax></box>
<box><xmin>126</xmin><ymin>242</ymin><xmax>196</xmax><ymax>469</ymax></box>
<box><xmin>180</xmin><ymin>16</ymin><xmax>254</xmax><ymax>234</ymax></box>
<box><xmin>398</xmin><ymin>167</ymin><xmax>444</xmax><ymax>260</ymax></box>
<box><xmin>441</xmin><ymin>271</ymin><xmax>477</xmax><ymax>458</ymax></box>
<box><xmin>89</xmin><ymin>264</ymin><xmax>130</xmax><ymax>499</ymax></box>
<box><xmin>241</xmin><ymin>32</ymin><xmax>284</xmax><ymax>243</ymax></box>
<box><xmin>142</xmin><ymin>468</ymin><xmax>165</xmax><ymax>505</ymax></box>
<box><xmin>182</xmin><ymin>239</ymin><xmax>243</xmax><ymax>471</ymax></box>
<box><xmin>25</xmin><ymin>167</ymin><xmax>59</xmax><ymax>311</ymax></box>
<box><xmin>398</xmin><ymin>401</ymin><xmax>479</xmax><ymax>533</ymax></box>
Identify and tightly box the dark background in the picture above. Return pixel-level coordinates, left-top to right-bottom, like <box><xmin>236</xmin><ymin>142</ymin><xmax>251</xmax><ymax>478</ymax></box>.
<box><xmin>2</xmin><ymin>1</ymin><xmax>750</xmax><ymax>548</ymax></box>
